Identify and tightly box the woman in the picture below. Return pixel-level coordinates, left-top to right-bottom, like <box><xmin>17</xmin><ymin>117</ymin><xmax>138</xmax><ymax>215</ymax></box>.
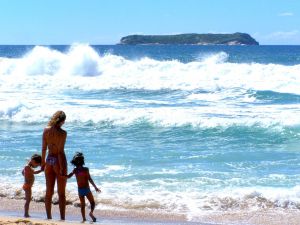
<box><xmin>41</xmin><ymin>111</ymin><xmax>67</xmax><ymax>220</ymax></box>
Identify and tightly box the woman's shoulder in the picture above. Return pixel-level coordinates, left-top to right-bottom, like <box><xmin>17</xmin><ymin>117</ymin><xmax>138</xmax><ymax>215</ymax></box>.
<box><xmin>44</xmin><ymin>126</ymin><xmax>67</xmax><ymax>135</ymax></box>
<box><xmin>57</xmin><ymin>127</ymin><xmax>67</xmax><ymax>135</ymax></box>
<box><xmin>43</xmin><ymin>126</ymin><xmax>51</xmax><ymax>132</ymax></box>
<box><xmin>60</xmin><ymin>129</ymin><xmax>67</xmax><ymax>135</ymax></box>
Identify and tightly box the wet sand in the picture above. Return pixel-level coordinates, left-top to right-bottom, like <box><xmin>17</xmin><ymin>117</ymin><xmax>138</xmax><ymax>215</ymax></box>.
<box><xmin>200</xmin><ymin>209</ymin><xmax>300</xmax><ymax>225</ymax></box>
<box><xmin>0</xmin><ymin>197</ymin><xmax>201</xmax><ymax>225</ymax></box>
<box><xmin>1</xmin><ymin>197</ymin><xmax>300</xmax><ymax>225</ymax></box>
<box><xmin>0</xmin><ymin>216</ymin><xmax>80</xmax><ymax>225</ymax></box>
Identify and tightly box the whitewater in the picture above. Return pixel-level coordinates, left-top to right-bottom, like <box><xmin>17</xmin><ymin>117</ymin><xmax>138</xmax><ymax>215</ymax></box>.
<box><xmin>0</xmin><ymin>44</ymin><xmax>300</xmax><ymax>221</ymax></box>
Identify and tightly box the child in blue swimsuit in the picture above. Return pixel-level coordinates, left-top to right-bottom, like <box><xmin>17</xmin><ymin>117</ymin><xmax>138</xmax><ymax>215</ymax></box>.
<box><xmin>65</xmin><ymin>152</ymin><xmax>101</xmax><ymax>222</ymax></box>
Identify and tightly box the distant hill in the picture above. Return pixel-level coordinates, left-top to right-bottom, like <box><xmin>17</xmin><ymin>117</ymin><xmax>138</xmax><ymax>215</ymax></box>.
<box><xmin>120</xmin><ymin>33</ymin><xmax>259</xmax><ymax>45</ymax></box>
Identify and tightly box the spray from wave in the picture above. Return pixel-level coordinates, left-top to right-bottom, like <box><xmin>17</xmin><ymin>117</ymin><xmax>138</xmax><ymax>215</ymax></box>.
<box><xmin>0</xmin><ymin>44</ymin><xmax>299</xmax><ymax>128</ymax></box>
<box><xmin>0</xmin><ymin>44</ymin><xmax>299</xmax><ymax>93</ymax></box>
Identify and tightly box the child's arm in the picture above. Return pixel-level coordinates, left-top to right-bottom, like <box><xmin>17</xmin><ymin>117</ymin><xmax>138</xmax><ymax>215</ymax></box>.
<box><xmin>62</xmin><ymin>169</ymin><xmax>75</xmax><ymax>179</ymax></box>
<box><xmin>66</xmin><ymin>171</ymin><xmax>74</xmax><ymax>179</ymax></box>
<box><xmin>88</xmin><ymin>169</ymin><xmax>101</xmax><ymax>192</ymax></box>
<box><xmin>33</xmin><ymin>169</ymin><xmax>43</xmax><ymax>174</ymax></box>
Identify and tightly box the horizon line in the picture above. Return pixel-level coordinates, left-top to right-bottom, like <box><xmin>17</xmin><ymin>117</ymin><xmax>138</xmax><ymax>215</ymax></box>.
<box><xmin>0</xmin><ymin>43</ymin><xmax>299</xmax><ymax>46</ymax></box>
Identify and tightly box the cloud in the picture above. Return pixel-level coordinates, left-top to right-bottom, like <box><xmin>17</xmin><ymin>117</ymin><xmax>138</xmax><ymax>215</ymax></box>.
<box><xmin>266</xmin><ymin>30</ymin><xmax>299</xmax><ymax>39</ymax></box>
<box><xmin>278</xmin><ymin>12</ymin><xmax>294</xmax><ymax>17</ymax></box>
<box><xmin>254</xmin><ymin>30</ymin><xmax>300</xmax><ymax>44</ymax></box>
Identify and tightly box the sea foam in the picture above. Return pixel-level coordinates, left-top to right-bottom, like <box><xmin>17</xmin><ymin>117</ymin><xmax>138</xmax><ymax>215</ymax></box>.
<box><xmin>0</xmin><ymin>44</ymin><xmax>300</xmax><ymax>128</ymax></box>
<box><xmin>2</xmin><ymin>176</ymin><xmax>300</xmax><ymax>221</ymax></box>
<box><xmin>0</xmin><ymin>44</ymin><xmax>299</xmax><ymax>93</ymax></box>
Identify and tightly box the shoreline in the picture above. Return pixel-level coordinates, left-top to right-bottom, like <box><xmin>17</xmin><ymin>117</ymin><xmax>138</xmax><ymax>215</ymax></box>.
<box><xmin>1</xmin><ymin>197</ymin><xmax>300</xmax><ymax>225</ymax></box>
<box><xmin>0</xmin><ymin>197</ymin><xmax>203</xmax><ymax>225</ymax></box>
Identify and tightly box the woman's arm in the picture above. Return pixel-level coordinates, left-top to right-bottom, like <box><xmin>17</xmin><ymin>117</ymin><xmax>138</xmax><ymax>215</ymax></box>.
<box><xmin>58</xmin><ymin>131</ymin><xmax>67</xmax><ymax>176</ymax></box>
<box><xmin>41</xmin><ymin>128</ymin><xmax>48</xmax><ymax>171</ymax></box>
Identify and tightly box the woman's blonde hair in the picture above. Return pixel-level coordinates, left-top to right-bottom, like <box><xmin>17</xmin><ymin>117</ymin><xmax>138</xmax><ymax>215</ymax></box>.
<box><xmin>48</xmin><ymin>111</ymin><xmax>66</xmax><ymax>127</ymax></box>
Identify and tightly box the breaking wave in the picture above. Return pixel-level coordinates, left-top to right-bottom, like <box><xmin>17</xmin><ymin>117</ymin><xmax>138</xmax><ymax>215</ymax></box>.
<box><xmin>0</xmin><ymin>44</ymin><xmax>299</xmax><ymax>93</ymax></box>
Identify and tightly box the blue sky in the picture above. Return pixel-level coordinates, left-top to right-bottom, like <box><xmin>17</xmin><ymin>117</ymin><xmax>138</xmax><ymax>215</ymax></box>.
<box><xmin>0</xmin><ymin>0</ymin><xmax>299</xmax><ymax>45</ymax></box>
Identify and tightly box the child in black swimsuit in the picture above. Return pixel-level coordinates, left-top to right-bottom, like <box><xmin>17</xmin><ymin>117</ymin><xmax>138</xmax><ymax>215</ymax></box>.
<box><xmin>65</xmin><ymin>152</ymin><xmax>101</xmax><ymax>222</ymax></box>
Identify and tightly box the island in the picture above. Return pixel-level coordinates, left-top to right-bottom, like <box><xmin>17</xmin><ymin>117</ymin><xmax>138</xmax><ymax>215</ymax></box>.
<box><xmin>120</xmin><ymin>33</ymin><xmax>259</xmax><ymax>45</ymax></box>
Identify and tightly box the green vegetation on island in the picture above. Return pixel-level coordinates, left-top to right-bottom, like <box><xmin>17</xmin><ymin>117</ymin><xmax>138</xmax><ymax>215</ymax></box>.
<box><xmin>120</xmin><ymin>33</ymin><xmax>259</xmax><ymax>45</ymax></box>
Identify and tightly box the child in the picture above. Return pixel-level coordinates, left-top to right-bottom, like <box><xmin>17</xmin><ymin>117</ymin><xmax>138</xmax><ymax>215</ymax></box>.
<box><xmin>65</xmin><ymin>152</ymin><xmax>101</xmax><ymax>222</ymax></box>
<box><xmin>22</xmin><ymin>154</ymin><xmax>42</xmax><ymax>217</ymax></box>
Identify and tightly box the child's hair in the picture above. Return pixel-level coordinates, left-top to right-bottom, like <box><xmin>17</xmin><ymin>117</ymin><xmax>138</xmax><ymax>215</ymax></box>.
<box><xmin>31</xmin><ymin>154</ymin><xmax>42</xmax><ymax>164</ymax></box>
<box><xmin>71</xmin><ymin>152</ymin><xmax>85</xmax><ymax>167</ymax></box>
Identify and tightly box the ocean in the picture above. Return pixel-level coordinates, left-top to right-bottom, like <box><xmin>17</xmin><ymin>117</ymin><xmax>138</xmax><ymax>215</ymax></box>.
<box><xmin>0</xmin><ymin>44</ymin><xmax>300</xmax><ymax>221</ymax></box>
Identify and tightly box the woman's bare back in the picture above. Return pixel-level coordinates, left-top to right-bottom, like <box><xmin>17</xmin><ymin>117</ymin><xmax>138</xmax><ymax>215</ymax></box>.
<box><xmin>44</xmin><ymin>126</ymin><xmax>67</xmax><ymax>156</ymax></box>
<box><xmin>42</xmin><ymin>126</ymin><xmax>67</xmax><ymax>174</ymax></box>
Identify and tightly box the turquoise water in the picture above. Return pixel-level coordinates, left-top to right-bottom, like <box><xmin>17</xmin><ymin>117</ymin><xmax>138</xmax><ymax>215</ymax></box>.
<box><xmin>0</xmin><ymin>44</ymin><xmax>300</xmax><ymax>220</ymax></box>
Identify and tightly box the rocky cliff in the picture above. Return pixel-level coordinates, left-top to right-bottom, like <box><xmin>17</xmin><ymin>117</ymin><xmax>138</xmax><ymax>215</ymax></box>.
<box><xmin>120</xmin><ymin>33</ymin><xmax>259</xmax><ymax>45</ymax></box>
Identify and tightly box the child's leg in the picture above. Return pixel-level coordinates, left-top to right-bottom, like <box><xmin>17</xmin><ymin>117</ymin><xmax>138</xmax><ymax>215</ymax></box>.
<box><xmin>24</xmin><ymin>188</ymin><xmax>32</xmax><ymax>217</ymax></box>
<box><xmin>79</xmin><ymin>196</ymin><xmax>86</xmax><ymax>221</ymax></box>
<box><xmin>86</xmin><ymin>192</ymin><xmax>96</xmax><ymax>222</ymax></box>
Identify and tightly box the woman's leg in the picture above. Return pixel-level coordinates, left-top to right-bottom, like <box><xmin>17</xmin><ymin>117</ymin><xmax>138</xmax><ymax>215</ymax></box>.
<box><xmin>86</xmin><ymin>192</ymin><xmax>96</xmax><ymax>222</ymax></box>
<box><xmin>45</xmin><ymin>165</ymin><xmax>56</xmax><ymax>219</ymax></box>
<box><xmin>79</xmin><ymin>196</ymin><xmax>86</xmax><ymax>221</ymax></box>
<box><xmin>24</xmin><ymin>188</ymin><xmax>32</xmax><ymax>217</ymax></box>
<box><xmin>57</xmin><ymin>153</ymin><xmax>67</xmax><ymax>220</ymax></box>
<box><xmin>57</xmin><ymin>174</ymin><xmax>67</xmax><ymax>220</ymax></box>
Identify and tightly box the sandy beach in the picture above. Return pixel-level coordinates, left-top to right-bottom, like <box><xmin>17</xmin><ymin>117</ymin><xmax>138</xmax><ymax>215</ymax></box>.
<box><xmin>201</xmin><ymin>209</ymin><xmax>300</xmax><ymax>225</ymax></box>
<box><xmin>1</xmin><ymin>196</ymin><xmax>300</xmax><ymax>225</ymax></box>
<box><xmin>0</xmin><ymin>197</ymin><xmax>197</xmax><ymax>225</ymax></box>
<box><xmin>0</xmin><ymin>216</ymin><xmax>79</xmax><ymax>225</ymax></box>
